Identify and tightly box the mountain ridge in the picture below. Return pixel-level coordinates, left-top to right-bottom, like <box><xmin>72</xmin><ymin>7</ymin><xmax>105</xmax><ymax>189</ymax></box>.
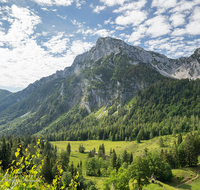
<box><xmin>0</xmin><ymin>37</ymin><xmax>200</xmax><ymax>136</ymax></box>
<box><xmin>14</xmin><ymin>37</ymin><xmax>200</xmax><ymax>99</ymax></box>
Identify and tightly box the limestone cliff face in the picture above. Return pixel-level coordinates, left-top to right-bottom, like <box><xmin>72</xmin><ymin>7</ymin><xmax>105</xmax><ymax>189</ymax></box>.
<box><xmin>62</xmin><ymin>37</ymin><xmax>200</xmax><ymax>80</ymax></box>
<box><xmin>21</xmin><ymin>37</ymin><xmax>200</xmax><ymax>101</ymax></box>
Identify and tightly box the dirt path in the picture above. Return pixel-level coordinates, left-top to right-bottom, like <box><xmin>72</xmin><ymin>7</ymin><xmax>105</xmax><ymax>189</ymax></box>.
<box><xmin>176</xmin><ymin>170</ymin><xmax>200</xmax><ymax>188</ymax></box>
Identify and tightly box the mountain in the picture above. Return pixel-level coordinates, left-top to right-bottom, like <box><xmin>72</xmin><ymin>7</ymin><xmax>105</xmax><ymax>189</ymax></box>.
<box><xmin>0</xmin><ymin>89</ymin><xmax>12</xmax><ymax>100</ymax></box>
<box><xmin>0</xmin><ymin>37</ymin><xmax>200</xmax><ymax>136</ymax></box>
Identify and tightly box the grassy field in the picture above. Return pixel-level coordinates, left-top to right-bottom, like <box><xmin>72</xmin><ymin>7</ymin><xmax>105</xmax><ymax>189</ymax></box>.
<box><xmin>50</xmin><ymin>134</ymin><xmax>200</xmax><ymax>190</ymax></box>
<box><xmin>51</xmin><ymin>135</ymin><xmax>178</xmax><ymax>156</ymax></box>
<box><xmin>178</xmin><ymin>176</ymin><xmax>200</xmax><ymax>190</ymax></box>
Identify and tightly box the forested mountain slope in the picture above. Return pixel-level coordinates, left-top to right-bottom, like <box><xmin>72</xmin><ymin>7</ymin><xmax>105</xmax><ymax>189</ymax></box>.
<box><xmin>41</xmin><ymin>78</ymin><xmax>200</xmax><ymax>141</ymax></box>
<box><xmin>0</xmin><ymin>37</ymin><xmax>199</xmax><ymax>136</ymax></box>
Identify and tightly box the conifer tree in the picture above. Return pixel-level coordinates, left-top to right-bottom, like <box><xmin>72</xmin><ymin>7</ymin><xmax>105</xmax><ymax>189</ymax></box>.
<box><xmin>129</xmin><ymin>152</ymin><xmax>133</xmax><ymax>164</ymax></box>
<box><xmin>159</xmin><ymin>137</ymin><xmax>164</xmax><ymax>147</ymax></box>
<box><xmin>41</xmin><ymin>154</ymin><xmax>53</xmax><ymax>183</ymax></box>
<box><xmin>184</xmin><ymin>134</ymin><xmax>198</xmax><ymax>167</ymax></box>
<box><xmin>69</xmin><ymin>161</ymin><xmax>74</xmax><ymax>176</ymax></box>
<box><xmin>60</xmin><ymin>150</ymin><xmax>69</xmax><ymax>171</ymax></box>
<box><xmin>122</xmin><ymin>150</ymin><xmax>128</xmax><ymax>163</ymax></box>
<box><xmin>1</xmin><ymin>137</ymin><xmax>8</xmax><ymax>170</ymax></box>
<box><xmin>177</xmin><ymin>133</ymin><xmax>182</xmax><ymax>146</ymax></box>
<box><xmin>116</xmin><ymin>157</ymin><xmax>121</xmax><ymax>172</ymax></box>
<box><xmin>111</xmin><ymin>151</ymin><xmax>117</xmax><ymax>169</ymax></box>
<box><xmin>67</xmin><ymin>143</ymin><xmax>71</xmax><ymax>155</ymax></box>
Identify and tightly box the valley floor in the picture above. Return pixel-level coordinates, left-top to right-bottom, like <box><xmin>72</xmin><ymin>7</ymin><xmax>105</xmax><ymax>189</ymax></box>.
<box><xmin>51</xmin><ymin>135</ymin><xmax>200</xmax><ymax>190</ymax></box>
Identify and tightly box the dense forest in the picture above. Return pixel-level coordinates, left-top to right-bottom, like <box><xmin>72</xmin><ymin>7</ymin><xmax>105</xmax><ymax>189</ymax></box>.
<box><xmin>43</xmin><ymin>78</ymin><xmax>200</xmax><ymax>142</ymax></box>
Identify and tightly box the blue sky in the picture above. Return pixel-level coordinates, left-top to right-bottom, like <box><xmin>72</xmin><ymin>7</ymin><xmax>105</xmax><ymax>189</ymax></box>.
<box><xmin>0</xmin><ymin>0</ymin><xmax>200</xmax><ymax>92</ymax></box>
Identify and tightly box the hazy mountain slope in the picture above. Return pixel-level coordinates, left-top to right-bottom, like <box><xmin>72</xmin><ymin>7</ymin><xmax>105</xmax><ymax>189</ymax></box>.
<box><xmin>0</xmin><ymin>89</ymin><xmax>11</xmax><ymax>100</ymax></box>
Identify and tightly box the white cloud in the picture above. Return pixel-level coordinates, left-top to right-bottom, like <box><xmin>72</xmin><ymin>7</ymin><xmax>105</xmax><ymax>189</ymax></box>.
<box><xmin>152</xmin><ymin>0</ymin><xmax>177</xmax><ymax>8</ymax></box>
<box><xmin>0</xmin><ymin>37</ymin><xmax>93</xmax><ymax>89</ymax></box>
<box><xmin>54</xmin><ymin>0</ymin><xmax>73</xmax><ymax>6</ymax></box>
<box><xmin>0</xmin><ymin>5</ymin><xmax>94</xmax><ymax>89</ymax></box>
<box><xmin>152</xmin><ymin>0</ymin><xmax>177</xmax><ymax>14</ymax></box>
<box><xmin>41</xmin><ymin>7</ymin><xmax>49</xmax><ymax>11</ymax></box>
<box><xmin>75</xmin><ymin>0</ymin><xmax>86</xmax><ymax>9</ymax></box>
<box><xmin>170</xmin><ymin>6</ymin><xmax>200</xmax><ymax>36</ymax></box>
<box><xmin>0</xmin><ymin>5</ymin><xmax>41</xmax><ymax>48</ymax></box>
<box><xmin>43</xmin><ymin>32</ymin><xmax>70</xmax><ymax>54</ymax></box>
<box><xmin>90</xmin><ymin>4</ymin><xmax>106</xmax><ymax>14</ymax></box>
<box><xmin>170</xmin><ymin>0</ymin><xmax>200</xmax><ymax>13</ymax></box>
<box><xmin>145</xmin><ymin>37</ymin><xmax>170</xmax><ymax>51</ymax></box>
<box><xmin>113</xmin><ymin>0</ymin><xmax>147</xmax><ymax>27</ymax></box>
<box><xmin>32</xmin><ymin>0</ymin><xmax>85</xmax><ymax>7</ymax></box>
<box><xmin>67</xmin><ymin>40</ymin><xmax>93</xmax><ymax>56</ymax></box>
<box><xmin>145</xmin><ymin>15</ymin><xmax>171</xmax><ymax>37</ymax></box>
<box><xmin>57</xmin><ymin>14</ymin><xmax>67</xmax><ymax>19</ymax></box>
<box><xmin>189</xmin><ymin>6</ymin><xmax>200</xmax><ymax>21</ymax></box>
<box><xmin>94</xmin><ymin>29</ymin><xmax>115</xmax><ymax>37</ymax></box>
<box><xmin>0</xmin><ymin>0</ymin><xmax>8</xmax><ymax>2</ymax></box>
<box><xmin>97</xmin><ymin>24</ymin><xmax>102</xmax><ymax>28</ymax></box>
<box><xmin>32</xmin><ymin>0</ymin><xmax>53</xmax><ymax>6</ymax></box>
<box><xmin>115</xmin><ymin>26</ymin><xmax>125</xmax><ymax>30</ymax></box>
<box><xmin>78</xmin><ymin>27</ymin><xmax>115</xmax><ymax>37</ymax></box>
<box><xmin>113</xmin><ymin>0</ymin><xmax>147</xmax><ymax>13</ymax></box>
<box><xmin>186</xmin><ymin>20</ymin><xmax>200</xmax><ymax>35</ymax></box>
<box><xmin>104</xmin><ymin>17</ymin><xmax>114</xmax><ymax>25</ymax></box>
<box><xmin>100</xmin><ymin>0</ymin><xmax>129</xmax><ymax>6</ymax></box>
<box><xmin>144</xmin><ymin>36</ymin><xmax>200</xmax><ymax>59</ymax></box>
<box><xmin>71</xmin><ymin>19</ymin><xmax>84</xmax><ymax>28</ymax></box>
<box><xmin>171</xmin><ymin>28</ymin><xmax>186</xmax><ymax>36</ymax></box>
<box><xmin>115</xmin><ymin>10</ymin><xmax>147</xmax><ymax>26</ymax></box>
<box><xmin>169</xmin><ymin>13</ymin><xmax>185</xmax><ymax>27</ymax></box>
<box><xmin>127</xmin><ymin>24</ymin><xmax>147</xmax><ymax>43</ymax></box>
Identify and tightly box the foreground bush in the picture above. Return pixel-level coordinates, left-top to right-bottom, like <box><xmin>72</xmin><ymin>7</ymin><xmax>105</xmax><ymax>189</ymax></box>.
<box><xmin>0</xmin><ymin>139</ymin><xmax>79</xmax><ymax>190</ymax></box>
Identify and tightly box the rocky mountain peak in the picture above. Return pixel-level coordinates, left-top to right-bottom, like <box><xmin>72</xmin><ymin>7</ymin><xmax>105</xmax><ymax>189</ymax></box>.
<box><xmin>14</xmin><ymin>37</ymin><xmax>200</xmax><ymax>103</ymax></box>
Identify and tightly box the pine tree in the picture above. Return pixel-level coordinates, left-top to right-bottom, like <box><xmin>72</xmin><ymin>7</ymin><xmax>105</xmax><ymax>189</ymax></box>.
<box><xmin>110</xmin><ymin>148</ymin><xmax>113</xmax><ymax>156</ymax></box>
<box><xmin>136</xmin><ymin>133</ymin><xmax>141</xmax><ymax>143</ymax></box>
<box><xmin>41</xmin><ymin>154</ymin><xmax>53</xmax><ymax>183</ymax></box>
<box><xmin>129</xmin><ymin>152</ymin><xmax>133</xmax><ymax>164</ymax></box>
<box><xmin>184</xmin><ymin>134</ymin><xmax>198</xmax><ymax>167</ymax></box>
<box><xmin>67</xmin><ymin>143</ymin><xmax>71</xmax><ymax>155</ymax></box>
<box><xmin>116</xmin><ymin>157</ymin><xmax>121</xmax><ymax>172</ymax></box>
<box><xmin>60</xmin><ymin>150</ymin><xmax>69</xmax><ymax>171</ymax></box>
<box><xmin>122</xmin><ymin>150</ymin><xmax>128</xmax><ymax>163</ymax></box>
<box><xmin>1</xmin><ymin>137</ymin><xmax>8</xmax><ymax>170</ymax></box>
<box><xmin>111</xmin><ymin>152</ymin><xmax>117</xmax><ymax>169</ymax></box>
<box><xmin>159</xmin><ymin>137</ymin><xmax>164</xmax><ymax>147</ymax></box>
<box><xmin>178</xmin><ymin>145</ymin><xmax>187</xmax><ymax>167</ymax></box>
<box><xmin>97</xmin><ymin>168</ymin><xmax>101</xmax><ymax>176</ymax></box>
<box><xmin>101</xmin><ymin>144</ymin><xmax>105</xmax><ymax>154</ymax></box>
<box><xmin>177</xmin><ymin>133</ymin><xmax>182</xmax><ymax>146</ymax></box>
<box><xmin>69</xmin><ymin>161</ymin><xmax>74</xmax><ymax>176</ymax></box>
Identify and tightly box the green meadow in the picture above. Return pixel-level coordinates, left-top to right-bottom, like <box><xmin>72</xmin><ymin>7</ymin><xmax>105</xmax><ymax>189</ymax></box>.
<box><xmin>50</xmin><ymin>134</ymin><xmax>200</xmax><ymax>189</ymax></box>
